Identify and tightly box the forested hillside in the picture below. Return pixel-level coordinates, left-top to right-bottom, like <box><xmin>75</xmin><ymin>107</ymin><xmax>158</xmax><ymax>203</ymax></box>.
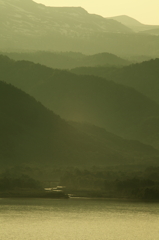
<box><xmin>2</xmin><ymin>51</ymin><xmax>130</xmax><ymax>69</ymax></box>
<box><xmin>1</xmin><ymin>55</ymin><xmax>159</xmax><ymax>147</ymax></box>
<box><xmin>71</xmin><ymin>59</ymin><xmax>159</xmax><ymax>104</ymax></box>
<box><xmin>2</xmin><ymin>80</ymin><xmax>158</xmax><ymax>167</ymax></box>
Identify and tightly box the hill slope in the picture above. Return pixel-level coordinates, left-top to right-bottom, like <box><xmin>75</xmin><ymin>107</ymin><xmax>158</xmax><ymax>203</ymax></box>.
<box><xmin>0</xmin><ymin>0</ymin><xmax>131</xmax><ymax>50</ymax></box>
<box><xmin>71</xmin><ymin>59</ymin><xmax>159</xmax><ymax>105</ymax></box>
<box><xmin>1</xmin><ymin>81</ymin><xmax>158</xmax><ymax>167</ymax></box>
<box><xmin>108</xmin><ymin>15</ymin><xmax>159</xmax><ymax>32</ymax></box>
<box><xmin>0</xmin><ymin>0</ymin><xmax>131</xmax><ymax>37</ymax></box>
<box><xmin>1</xmin><ymin>55</ymin><xmax>159</xmax><ymax>147</ymax></box>
<box><xmin>3</xmin><ymin>51</ymin><xmax>130</xmax><ymax>69</ymax></box>
<box><xmin>141</xmin><ymin>28</ymin><xmax>159</xmax><ymax>36</ymax></box>
<box><xmin>0</xmin><ymin>0</ymin><xmax>159</xmax><ymax>56</ymax></box>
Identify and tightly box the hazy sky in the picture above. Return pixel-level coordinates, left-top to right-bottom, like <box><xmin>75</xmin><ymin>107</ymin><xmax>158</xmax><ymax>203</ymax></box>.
<box><xmin>34</xmin><ymin>0</ymin><xmax>159</xmax><ymax>25</ymax></box>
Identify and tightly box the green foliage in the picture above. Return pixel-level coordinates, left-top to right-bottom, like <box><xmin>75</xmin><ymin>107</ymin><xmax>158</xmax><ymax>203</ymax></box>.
<box><xmin>0</xmin><ymin>174</ymin><xmax>42</xmax><ymax>191</ymax></box>
<box><xmin>0</xmin><ymin>171</ymin><xmax>68</xmax><ymax>198</ymax></box>
<box><xmin>60</xmin><ymin>166</ymin><xmax>159</xmax><ymax>200</ymax></box>
<box><xmin>143</xmin><ymin>187</ymin><xmax>159</xmax><ymax>200</ymax></box>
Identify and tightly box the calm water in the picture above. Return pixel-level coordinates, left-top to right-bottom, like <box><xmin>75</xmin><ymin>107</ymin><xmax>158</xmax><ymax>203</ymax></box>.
<box><xmin>0</xmin><ymin>198</ymin><xmax>159</xmax><ymax>240</ymax></box>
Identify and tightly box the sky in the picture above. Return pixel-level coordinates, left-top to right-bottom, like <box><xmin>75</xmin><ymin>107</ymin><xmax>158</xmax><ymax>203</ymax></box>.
<box><xmin>34</xmin><ymin>0</ymin><xmax>159</xmax><ymax>25</ymax></box>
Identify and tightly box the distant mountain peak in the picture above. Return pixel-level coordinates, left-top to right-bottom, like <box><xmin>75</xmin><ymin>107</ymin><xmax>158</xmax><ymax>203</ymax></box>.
<box><xmin>108</xmin><ymin>15</ymin><xmax>159</xmax><ymax>32</ymax></box>
<box><xmin>49</xmin><ymin>6</ymin><xmax>88</xmax><ymax>13</ymax></box>
<box><xmin>108</xmin><ymin>15</ymin><xmax>143</xmax><ymax>26</ymax></box>
<box><xmin>0</xmin><ymin>0</ymin><xmax>132</xmax><ymax>51</ymax></box>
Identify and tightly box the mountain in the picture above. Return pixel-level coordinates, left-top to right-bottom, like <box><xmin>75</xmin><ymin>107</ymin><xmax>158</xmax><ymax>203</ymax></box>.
<box><xmin>0</xmin><ymin>0</ymin><xmax>131</xmax><ymax>49</ymax></box>
<box><xmin>76</xmin><ymin>52</ymin><xmax>130</xmax><ymax>67</ymax></box>
<box><xmin>1</xmin><ymin>55</ymin><xmax>159</xmax><ymax>147</ymax></box>
<box><xmin>2</xmin><ymin>51</ymin><xmax>130</xmax><ymax>69</ymax></box>
<box><xmin>0</xmin><ymin>0</ymin><xmax>131</xmax><ymax>37</ymax></box>
<box><xmin>108</xmin><ymin>15</ymin><xmax>159</xmax><ymax>32</ymax></box>
<box><xmin>1</xmin><ymin>81</ymin><xmax>158</xmax><ymax>168</ymax></box>
<box><xmin>71</xmin><ymin>59</ymin><xmax>159</xmax><ymax>105</ymax></box>
<box><xmin>69</xmin><ymin>121</ymin><xmax>159</xmax><ymax>158</ymax></box>
<box><xmin>0</xmin><ymin>0</ymin><xmax>159</xmax><ymax>56</ymax></box>
<box><xmin>141</xmin><ymin>28</ymin><xmax>159</xmax><ymax>36</ymax></box>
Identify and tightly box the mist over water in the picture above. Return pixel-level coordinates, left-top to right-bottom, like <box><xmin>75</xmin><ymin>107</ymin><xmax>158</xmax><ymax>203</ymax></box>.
<box><xmin>0</xmin><ymin>198</ymin><xmax>159</xmax><ymax>240</ymax></box>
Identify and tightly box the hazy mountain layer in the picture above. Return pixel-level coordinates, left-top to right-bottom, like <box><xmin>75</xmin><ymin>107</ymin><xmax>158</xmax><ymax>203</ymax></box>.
<box><xmin>141</xmin><ymin>28</ymin><xmax>159</xmax><ymax>36</ymax></box>
<box><xmin>108</xmin><ymin>15</ymin><xmax>159</xmax><ymax>32</ymax></box>
<box><xmin>2</xmin><ymin>51</ymin><xmax>130</xmax><ymax>69</ymax></box>
<box><xmin>0</xmin><ymin>0</ymin><xmax>159</xmax><ymax>56</ymax></box>
<box><xmin>0</xmin><ymin>0</ymin><xmax>131</xmax><ymax>50</ymax></box>
<box><xmin>0</xmin><ymin>0</ymin><xmax>131</xmax><ymax>37</ymax></box>
<box><xmin>71</xmin><ymin>59</ymin><xmax>159</xmax><ymax>104</ymax></box>
<box><xmin>69</xmin><ymin>122</ymin><xmax>159</xmax><ymax>160</ymax></box>
<box><xmin>1</xmin><ymin>80</ymin><xmax>158</xmax><ymax>167</ymax></box>
<box><xmin>1</xmin><ymin>55</ymin><xmax>159</xmax><ymax>147</ymax></box>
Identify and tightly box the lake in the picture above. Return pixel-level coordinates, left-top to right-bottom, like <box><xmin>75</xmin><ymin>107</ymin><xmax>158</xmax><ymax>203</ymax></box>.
<box><xmin>0</xmin><ymin>198</ymin><xmax>159</xmax><ymax>240</ymax></box>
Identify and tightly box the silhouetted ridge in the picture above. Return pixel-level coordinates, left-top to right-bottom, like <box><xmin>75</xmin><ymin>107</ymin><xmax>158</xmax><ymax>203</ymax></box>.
<box><xmin>1</xmin><ymin>55</ymin><xmax>159</xmax><ymax>148</ymax></box>
<box><xmin>72</xmin><ymin>59</ymin><xmax>159</xmax><ymax>104</ymax></box>
<box><xmin>4</xmin><ymin>0</ymin><xmax>159</xmax><ymax>56</ymax></box>
<box><xmin>2</xmin><ymin>51</ymin><xmax>130</xmax><ymax>69</ymax></box>
<box><xmin>2</xmin><ymin>80</ymin><xmax>158</xmax><ymax>167</ymax></box>
<box><xmin>109</xmin><ymin>15</ymin><xmax>159</xmax><ymax>32</ymax></box>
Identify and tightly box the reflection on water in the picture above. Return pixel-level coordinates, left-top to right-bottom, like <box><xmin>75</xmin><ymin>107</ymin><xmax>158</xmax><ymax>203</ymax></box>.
<box><xmin>0</xmin><ymin>198</ymin><xmax>159</xmax><ymax>240</ymax></box>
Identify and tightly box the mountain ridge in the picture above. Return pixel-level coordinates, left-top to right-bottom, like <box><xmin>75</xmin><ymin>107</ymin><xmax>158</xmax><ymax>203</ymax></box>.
<box><xmin>108</xmin><ymin>15</ymin><xmax>159</xmax><ymax>32</ymax></box>
<box><xmin>108</xmin><ymin>15</ymin><xmax>143</xmax><ymax>27</ymax></box>
<box><xmin>1</xmin><ymin>0</ymin><xmax>159</xmax><ymax>56</ymax></box>
<box><xmin>2</xmin><ymin>51</ymin><xmax>130</xmax><ymax>69</ymax></box>
<box><xmin>141</xmin><ymin>28</ymin><xmax>159</xmax><ymax>36</ymax></box>
<box><xmin>0</xmin><ymin>0</ymin><xmax>132</xmax><ymax>39</ymax></box>
<box><xmin>71</xmin><ymin>59</ymin><xmax>159</xmax><ymax>105</ymax></box>
<box><xmin>1</xmin><ymin>80</ymin><xmax>158</xmax><ymax>167</ymax></box>
<box><xmin>1</xmin><ymin>55</ymin><xmax>159</xmax><ymax>147</ymax></box>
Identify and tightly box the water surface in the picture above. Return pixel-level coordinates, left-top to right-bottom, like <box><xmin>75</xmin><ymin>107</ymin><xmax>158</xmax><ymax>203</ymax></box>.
<box><xmin>0</xmin><ymin>198</ymin><xmax>159</xmax><ymax>240</ymax></box>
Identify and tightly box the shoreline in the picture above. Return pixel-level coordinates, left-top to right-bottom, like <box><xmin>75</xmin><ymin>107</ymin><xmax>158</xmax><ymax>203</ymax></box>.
<box><xmin>0</xmin><ymin>190</ymin><xmax>69</xmax><ymax>199</ymax></box>
<box><xmin>0</xmin><ymin>194</ymin><xmax>159</xmax><ymax>203</ymax></box>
